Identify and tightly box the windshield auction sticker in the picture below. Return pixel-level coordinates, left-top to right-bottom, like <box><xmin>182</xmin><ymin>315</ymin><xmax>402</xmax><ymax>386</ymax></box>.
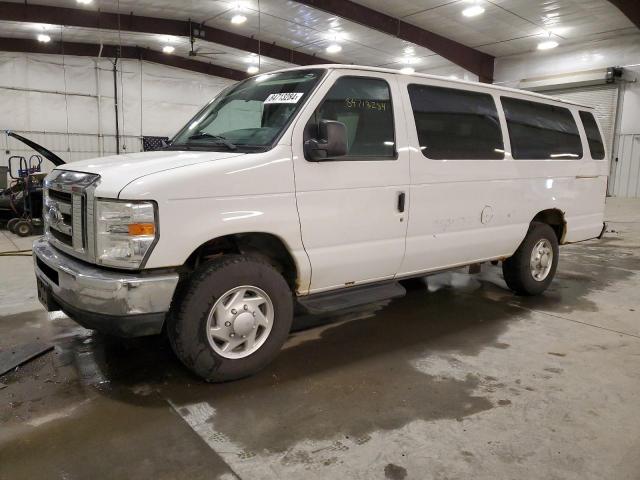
<box><xmin>264</xmin><ymin>92</ymin><xmax>304</xmax><ymax>104</ymax></box>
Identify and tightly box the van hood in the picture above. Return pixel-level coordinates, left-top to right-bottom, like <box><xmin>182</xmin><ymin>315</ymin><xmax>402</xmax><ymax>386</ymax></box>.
<box><xmin>57</xmin><ymin>150</ymin><xmax>245</xmax><ymax>197</ymax></box>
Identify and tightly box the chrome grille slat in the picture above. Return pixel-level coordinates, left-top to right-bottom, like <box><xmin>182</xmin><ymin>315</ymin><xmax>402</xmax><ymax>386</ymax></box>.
<box><xmin>58</xmin><ymin>203</ymin><xmax>72</xmax><ymax>215</ymax></box>
<box><xmin>72</xmin><ymin>194</ymin><xmax>84</xmax><ymax>250</ymax></box>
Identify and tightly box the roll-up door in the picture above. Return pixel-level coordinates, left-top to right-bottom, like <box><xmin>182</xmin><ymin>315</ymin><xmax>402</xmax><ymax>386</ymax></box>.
<box><xmin>545</xmin><ymin>84</ymin><xmax>619</xmax><ymax>156</ymax></box>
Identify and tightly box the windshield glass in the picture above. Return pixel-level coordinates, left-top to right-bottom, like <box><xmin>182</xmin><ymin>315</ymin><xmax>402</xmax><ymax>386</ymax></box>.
<box><xmin>171</xmin><ymin>69</ymin><xmax>324</xmax><ymax>150</ymax></box>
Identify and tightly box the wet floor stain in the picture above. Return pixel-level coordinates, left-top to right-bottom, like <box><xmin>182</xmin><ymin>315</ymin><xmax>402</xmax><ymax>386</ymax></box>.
<box><xmin>1</xmin><ymin>231</ymin><xmax>638</xmax><ymax>476</ymax></box>
<box><xmin>384</xmin><ymin>463</ymin><xmax>408</xmax><ymax>479</ymax></box>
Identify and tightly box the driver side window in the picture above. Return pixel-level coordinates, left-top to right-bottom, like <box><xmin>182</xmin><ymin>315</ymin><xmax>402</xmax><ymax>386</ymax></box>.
<box><xmin>306</xmin><ymin>76</ymin><xmax>396</xmax><ymax>159</ymax></box>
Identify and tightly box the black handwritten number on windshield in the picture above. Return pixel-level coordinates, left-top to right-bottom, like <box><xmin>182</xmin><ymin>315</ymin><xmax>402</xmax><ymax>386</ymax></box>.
<box><xmin>344</xmin><ymin>98</ymin><xmax>387</xmax><ymax>111</ymax></box>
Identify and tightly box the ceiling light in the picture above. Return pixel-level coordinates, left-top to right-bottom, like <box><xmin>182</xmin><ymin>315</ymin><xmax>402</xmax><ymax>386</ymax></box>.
<box><xmin>537</xmin><ymin>40</ymin><xmax>559</xmax><ymax>50</ymax></box>
<box><xmin>398</xmin><ymin>56</ymin><xmax>418</xmax><ymax>65</ymax></box>
<box><xmin>247</xmin><ymin>65</ymin><xmax>259</xmax><ymax>74</ymax></box>
<box><xmin>462</xmin><ymin>5</ymin><xmax>485</xmax><ymax>17</ymax></box>
<box><xmin>326</xmin><ymin>43</ymin><xmax>342</xmax><ymax>53</ymax></box>
<box><xmin>162</xmin><ymin>45</ymin><xmax>175</xmax><ymax>53</ymax></box>
<box><xmin>400</xmin><ymin>67</ymin><xmax>415</xmax><ymax>74</ymax></box>
<box><xmin>37</xmin><ymin>34</ymin><xmax>51</xmax><ymax>43</ymax></box>
<box><xmin>76</xmin><ymin>0</ymin><xmax>92</xmax><ymax>4</ymax></box>
<box><xmin>403</xmin><ymin>46</ymin><xmax>415</xmax><ymax>55</ymax></box>
<box><xmin>231</xmin><ymin>14</ymin><xmax>247</xmax><ymax>24</ymax></box>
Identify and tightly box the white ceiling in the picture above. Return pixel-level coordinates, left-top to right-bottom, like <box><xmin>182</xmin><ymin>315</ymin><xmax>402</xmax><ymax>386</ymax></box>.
<box><xmin>0</xmin><ymin>0</ymin><xmax>637</xmax><ymax>78</ymax></box>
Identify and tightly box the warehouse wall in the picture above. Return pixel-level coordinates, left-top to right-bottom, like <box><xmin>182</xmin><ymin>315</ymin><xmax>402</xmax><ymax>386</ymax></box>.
<box><xmin>0</xmin><ymin>52</ymin><xmax>233</xmax><ymax>174</ymax></box>
<box><xmin>494</xmin><ymin>33</ymin><xmax>640</xmax><ymax>197</ymax></box>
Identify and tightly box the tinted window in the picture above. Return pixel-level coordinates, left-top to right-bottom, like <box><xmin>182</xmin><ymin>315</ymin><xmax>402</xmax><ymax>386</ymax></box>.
<box><xmin>306</xmin><ymin>76</ymin><xmax>395</xmax><ymax>158</ymax></box>
<box><xmin>502</xmin><ymin>97</ymin><xmax>582</xmax><ymax>160</ymax></box>
<box><xmin>579</xmin><ymin>111</ymin><xmax>605</xmax><ymax>160</ymax></box>
<box><xmin>407</xmin><ymin>84</ymin><xmax>504</xmax><ymax>160</ymax></box>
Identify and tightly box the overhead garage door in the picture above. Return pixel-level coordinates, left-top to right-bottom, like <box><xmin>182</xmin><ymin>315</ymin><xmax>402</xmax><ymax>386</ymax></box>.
<box><xmin>545</xmin><ymin>84</ymin><xmax>619</xmax><ymax>156</ymax></box>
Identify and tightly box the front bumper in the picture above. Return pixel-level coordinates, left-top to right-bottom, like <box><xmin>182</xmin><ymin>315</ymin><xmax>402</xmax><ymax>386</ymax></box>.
<box><xmin>33</xmin><ymin>238</ymin><xmax>179</xmax><ymax>337</ymax></box>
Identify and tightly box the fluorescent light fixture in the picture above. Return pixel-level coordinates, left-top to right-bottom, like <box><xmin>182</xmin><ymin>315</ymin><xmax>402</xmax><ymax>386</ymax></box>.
<box><xmin>400</xmin><ymin>67</ymin><xmax>415</xmax><ymax>74</ymax></box>
<box><xmin>37</xmin><ymin>34</ymin><xmax>51</xmax><ymax>43</ymax></box>
<box><xmin>462</xmin><ymin>5</ymin><xmax>485</xmax><ymax>17</ymax></box>
<box><xmin>231</xmin><ymin>14</ymin><xmax>247</xmax><ymax>24</ymax></box>
<box><xmin>326</xmin><ymin>31</ymin><xmax>347</xmax><ymax>42</ymax></box>
<box><xmin>537</xmin><ymin>40</ymin><xmax>559</xmax><ymax>50</ymax></box>
<box><xmin>162</xmin><ymin>45</ymin><xmax>175</xmax><ymax>54</ymax></box>
<box><xmin>76</xmin><ymin>0</ymin><xmax>92</xmax><ymax>4</ymax></box>
<box><xmin>247</xmin><ymin>65</ymin><xmax>259</xmax><ymax>74</ymax></box>
<box><xmin>326</xmin><ymin>43</ymin><xmax>342</xmax><ymax>53</ymax></box>
<box><xmin>383</xmin><ymin>141</ymin><xmax>395</xmax><ymax>146</ymax></box>
<box><xmin>398</xmin><ymin>56</ymin><xmax>418</xmax><ymax>65</ymax></box>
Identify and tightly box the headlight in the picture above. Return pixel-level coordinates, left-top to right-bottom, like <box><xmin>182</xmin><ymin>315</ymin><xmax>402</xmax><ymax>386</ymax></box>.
<box><xmin>95</xmin><ymin>200</ymin><xmax>158</xmax><ymax>269</ymax></box>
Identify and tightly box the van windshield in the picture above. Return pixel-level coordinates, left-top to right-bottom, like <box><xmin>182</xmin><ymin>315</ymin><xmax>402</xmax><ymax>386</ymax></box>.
<box><xmin>171</xmin><ymin>69</ymin><xmax>324</xmax><ymax>151</ymax></box>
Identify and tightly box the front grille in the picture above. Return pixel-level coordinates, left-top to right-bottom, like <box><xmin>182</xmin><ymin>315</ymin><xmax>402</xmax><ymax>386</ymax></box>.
<box><xmin>48</xmin><ymin>189</ymin><xmax>72</xmax><ymax>203</ymax></box>
<box><xmin>49</xmin><ymin>226</ymin><xmax>73</xmax><ymax>246</ymax></box>
<box><xmin>44</xmin><ymin>170</ymin><xmax>99</xmax><ymax>262</ymax></box>
<box><xmin>46</xmin><ymin>187</ymin><xmax>76</xmax><ymax>247</ymax></box>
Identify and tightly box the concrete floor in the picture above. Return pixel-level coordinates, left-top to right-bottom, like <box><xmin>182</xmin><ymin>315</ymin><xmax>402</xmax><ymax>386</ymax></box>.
<box><xmin>1</xmin><ymin>198</ymin><xmax>639</xmax><ymax>480</ymax></box>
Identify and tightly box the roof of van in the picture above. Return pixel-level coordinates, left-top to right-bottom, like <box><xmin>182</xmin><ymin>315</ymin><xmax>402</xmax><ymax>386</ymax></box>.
<box><xmin>264</xmin><ymin>64</ymin><xmax>594</xmax><ymax>109</ymax></box>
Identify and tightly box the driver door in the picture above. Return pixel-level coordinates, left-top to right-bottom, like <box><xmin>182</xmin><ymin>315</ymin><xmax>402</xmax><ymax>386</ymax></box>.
<box><xmin>290</xmin><ymin>70</ymin><xmax>410</xmax><ymax>294</ymax></box>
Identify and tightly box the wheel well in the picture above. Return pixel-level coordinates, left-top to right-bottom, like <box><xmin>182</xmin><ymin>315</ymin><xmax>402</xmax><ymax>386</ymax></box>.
<box><xmin>532</xmin><ymin>209</ymin><xmax>566</xmax><ymax>243</ymax></box>
<box><xmin>184</xmin><ymin>233</ymin><xmax>298</xmax><ymax>290</ymax></box>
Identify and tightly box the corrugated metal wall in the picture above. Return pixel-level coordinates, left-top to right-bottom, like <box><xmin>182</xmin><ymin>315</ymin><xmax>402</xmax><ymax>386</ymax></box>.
<box><xmin>612</xmin><ymin>135</ymin><xmax>640</xmax><ymax>197</ymax></box>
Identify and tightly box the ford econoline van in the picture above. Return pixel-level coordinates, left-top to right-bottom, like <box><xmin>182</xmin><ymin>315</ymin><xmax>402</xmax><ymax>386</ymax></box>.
<box><xmin>34</xmin><ymin>65</ymin><xmax>607</xmax><ymax>381</ymax></box>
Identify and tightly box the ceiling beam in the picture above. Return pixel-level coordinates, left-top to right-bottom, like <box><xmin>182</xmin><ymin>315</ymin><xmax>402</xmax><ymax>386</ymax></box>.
<box><xmin>0</xmin><ymin>1</ymin><xmax>332</xmax><ymax>66</ymax></box>
<box><xmin>608</xmin><ymin>0</ymin><xmax>640</xmax><ymax>29</ymax></box>
<box><xmin>0</xmin><ymin>37</ymin><xmax>248</xmax><ymax>81</ymax></box>
<box><xmin>294</xmin><ymin>0</ymin><xmax>495</xmax><ymax>83</ymax></box>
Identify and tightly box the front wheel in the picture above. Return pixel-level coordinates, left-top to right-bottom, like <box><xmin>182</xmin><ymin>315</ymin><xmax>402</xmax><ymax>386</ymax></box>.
<box><xmin>167</xmin><ymin>255</ymin><xmax>293</xmax><ymax>382</ymax></box>
<box><xmin>502</xmin><ymin>221</ymin><xmax>559</xmax><ymax>296</ymax></box>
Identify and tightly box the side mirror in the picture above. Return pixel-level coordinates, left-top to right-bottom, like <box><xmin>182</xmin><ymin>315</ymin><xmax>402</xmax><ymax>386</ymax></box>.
<box><xmin>304</xmin><ymin>120</ymin><xmax>348</xmax><ymax>161</ymax></box>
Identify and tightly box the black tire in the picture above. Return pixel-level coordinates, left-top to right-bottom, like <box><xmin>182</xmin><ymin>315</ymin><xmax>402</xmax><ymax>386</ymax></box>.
<box><xmin>502</xmin><ymin>221</ymin><xmax>559</xmax><ymax>296</ymax></box>
<box><xmin>167</xmin><ymin>255</ymin><xmax>293</xmax><ymax>382</ymax></box>
<box><xmin>15</xmin><ymin>220</ymin><xmax>33</xmax><ymax>237</ymax></box>
<box><xmin>7</xmin><ymin>218</ymin><xmax>20</xmax><ymax>233</ymax></box>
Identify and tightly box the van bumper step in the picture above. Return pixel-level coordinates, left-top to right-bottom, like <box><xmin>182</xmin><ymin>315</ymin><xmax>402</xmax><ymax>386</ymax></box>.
<box><xmin>298</xmin><ymin>281</ymin><xmax>406</xmax><ymax>314</ymax></box>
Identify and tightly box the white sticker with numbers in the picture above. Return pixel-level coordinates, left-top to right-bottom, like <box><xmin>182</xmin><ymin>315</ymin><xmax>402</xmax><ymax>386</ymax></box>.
<box><xmin>264</xmin><ymin>92</ymin><xmax>304</xmax><ymax>104</ymax></box>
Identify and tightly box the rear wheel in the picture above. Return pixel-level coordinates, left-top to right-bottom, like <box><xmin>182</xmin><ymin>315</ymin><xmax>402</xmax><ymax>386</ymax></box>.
<box><xmin>167</xmin><ymin>255</ymin><xmax>293</xmax><ymax>382</ymax></box>
<box><xmin>502</xmin><ymin>221</ymin><xmax>559</xmax><ymax>296</ymax></box>
<box><xmin>7</xmin><ymin>218</ymin><xmax>20</xmax><ymax>233</ymax></box>
<box><xmin>14</xmin><ymin>220</ymin><xmax>33</xmax><ymax>237</ymax></box>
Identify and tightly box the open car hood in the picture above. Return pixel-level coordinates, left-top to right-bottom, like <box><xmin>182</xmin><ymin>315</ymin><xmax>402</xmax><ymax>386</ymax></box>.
<box><xmin>6</xmin><ymin>131</ymin><xmax>66</xmax><ymax>166</ymax></box>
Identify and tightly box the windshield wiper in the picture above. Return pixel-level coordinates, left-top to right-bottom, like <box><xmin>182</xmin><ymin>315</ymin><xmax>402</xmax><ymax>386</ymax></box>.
<box><xmin>187</xmin><ymin>133</ymin><xmax>237</xmax><ymax>150</ymax></box>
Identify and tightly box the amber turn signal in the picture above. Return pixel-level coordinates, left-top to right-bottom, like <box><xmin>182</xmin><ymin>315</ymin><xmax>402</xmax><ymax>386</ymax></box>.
<box><xmin>128</xmin><ymin>223</ymin><xmax>156</xmax><ymax>236</ymax></box>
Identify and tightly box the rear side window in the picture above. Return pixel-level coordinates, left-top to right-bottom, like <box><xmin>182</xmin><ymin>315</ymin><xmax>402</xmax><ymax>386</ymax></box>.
<box><xmin>408</xmin><ymin>84</ymin><xmax>504</xmax><ymax>160</ymax></box>
<box><xmin>579</xmin><ymin>111</ymin><xmax>606</xmax><ymax>160</ymax></box>
<box><xmin>502</xmin><ymin>97</ymin><xmax>582</xmax><ymax>160</ymax></box>
<box><xmin>306</xmin><ymin>76</ymin><xmax>395</xmax><ymax>159</ymax></box>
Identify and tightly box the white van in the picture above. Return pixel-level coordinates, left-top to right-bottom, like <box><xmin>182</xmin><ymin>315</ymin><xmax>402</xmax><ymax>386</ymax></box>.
<box><xmin>33</xmin><ymin>65</ymin><xmax>608</xmax><ymax>381</ymax></box>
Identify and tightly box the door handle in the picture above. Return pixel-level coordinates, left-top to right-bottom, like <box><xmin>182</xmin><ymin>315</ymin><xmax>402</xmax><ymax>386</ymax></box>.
<box><xmin>397</xmin><ymin>192</ymin><xmax>406</xmax><ymax>213</ymax></box>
